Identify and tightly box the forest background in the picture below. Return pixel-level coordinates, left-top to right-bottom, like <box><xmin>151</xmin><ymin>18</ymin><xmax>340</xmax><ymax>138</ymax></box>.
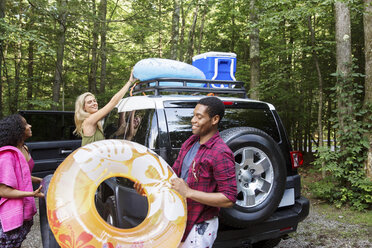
<box><xmin>0</xmin><ymin>0</ymin><xmax>371</xmax><ymax>210</ymax></box>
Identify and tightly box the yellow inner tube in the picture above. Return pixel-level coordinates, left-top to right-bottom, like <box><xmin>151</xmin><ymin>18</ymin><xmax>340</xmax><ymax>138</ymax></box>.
<box><xmin>47</xmin><ymin>140</ymin><xmax>187</xmax><ymax>248</ymax></box>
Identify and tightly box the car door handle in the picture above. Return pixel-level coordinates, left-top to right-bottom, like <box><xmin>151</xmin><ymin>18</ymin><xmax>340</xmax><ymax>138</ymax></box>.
<box><xmin>60</xmin><ymin>149</ymin><xmax>73</xmax><ymax>155</ymax></box>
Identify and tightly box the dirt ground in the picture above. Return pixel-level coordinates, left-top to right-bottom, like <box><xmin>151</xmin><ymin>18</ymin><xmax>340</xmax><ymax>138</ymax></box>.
<box><xmin>275</xmin><ymin>156</ymin><xmax>372</xmax><ymax>248</ymax></box>
<box><xmin>277</xmin><ymin>200</ymin><xmax>372</xmax><ymax>248</ymax></box>
<box><xmin>21</xmin><ymin>199</ymin><xmax>372</xmax><ymax>248</ymax></box>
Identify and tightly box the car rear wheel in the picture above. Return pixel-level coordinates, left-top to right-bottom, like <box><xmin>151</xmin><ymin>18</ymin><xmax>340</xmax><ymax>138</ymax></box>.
<box><xmin>219</xmin><ymin>127</ymin><xmax>287</xmax><ymax>227</ymax></box>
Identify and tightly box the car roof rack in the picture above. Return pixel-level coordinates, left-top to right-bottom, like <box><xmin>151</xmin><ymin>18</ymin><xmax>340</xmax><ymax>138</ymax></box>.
<box><xmin>131</xmin><ymin>78</ymin><xmax>247</xmax><ymax>98</ymax></box>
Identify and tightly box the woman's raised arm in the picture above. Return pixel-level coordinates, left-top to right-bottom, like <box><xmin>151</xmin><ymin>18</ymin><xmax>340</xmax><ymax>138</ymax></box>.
<box><xmin>83</xmin><ymin>71</ymin><xmax>137</xmax><ymax>131</ymax></box>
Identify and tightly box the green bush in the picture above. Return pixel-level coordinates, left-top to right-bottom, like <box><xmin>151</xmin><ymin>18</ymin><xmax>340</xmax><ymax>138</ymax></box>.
<box><xmin>312</xmin><ymin>69</ymin><xmax>372</xmax><ymax>211</ymax></box>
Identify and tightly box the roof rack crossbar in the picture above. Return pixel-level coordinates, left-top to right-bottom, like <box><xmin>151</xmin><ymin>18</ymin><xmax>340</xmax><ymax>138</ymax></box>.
<box><xmin>132</xmin><ymin>78</ymin><xmax>247</xmax><ymax>98</ymax></box>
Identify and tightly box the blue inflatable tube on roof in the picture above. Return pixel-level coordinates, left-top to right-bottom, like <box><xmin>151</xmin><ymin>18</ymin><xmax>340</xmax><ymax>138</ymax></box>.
<box><xmin>133</xmin><ymin>58</ymin><xmax>206</xmax><ymax>87</ymax></box>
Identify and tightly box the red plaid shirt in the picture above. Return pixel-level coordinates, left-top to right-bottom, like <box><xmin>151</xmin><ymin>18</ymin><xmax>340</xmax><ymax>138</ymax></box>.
<box><xmin>172</xmin><ymin>131</ymin><xmax>237</xmax><ymax>241</ymax></box>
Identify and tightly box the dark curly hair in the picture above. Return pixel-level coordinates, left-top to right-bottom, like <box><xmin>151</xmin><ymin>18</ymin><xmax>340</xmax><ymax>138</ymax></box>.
<box><xmin>0</xmin><ymin>114</ymin><xmax>26</xmax><ymax>147</ymax></box>
<box><xmin>198</xmin><ymin>96</ymin><xmax>225</xmax><ymax>124</ymax></box>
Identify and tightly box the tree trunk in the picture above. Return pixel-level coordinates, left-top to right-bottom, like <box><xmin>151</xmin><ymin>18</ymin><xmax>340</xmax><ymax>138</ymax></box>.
<box><xmin>308</xmin><ymin>15</ymin><xmax>325</xmax><ymax>176</ymax></box>
<box><xmin>178</xmin><ymin>0</ymin><xmax>185</xmax><ymax>61</ymax></box>
<box><xmin>335</xmin><ymin>2</ymin><xmax>352</xmax><ymax>135</ymax></box>
<box><xmin>11</xmin><ymin>40</ymin><xmax>22</xmax><ymax>113</ymax></box>
<box><xmin>27</xmin><ymin>40</ymin><xmax>34</xmax><ymax>109</ymax></box>
<box><xmin>170</xmin><ymin>0</ymin><xmax>180</xmax><ymax>60</ymax></box>
<box><xmin>0</xmin><ymin>0</ymin><xmax>4</xmax><ymax>117</ymax></box>
<box><xmin>231</xmin><ymin>0</ymin><xmax>235</xmax><ymax>52</ymax></box>
<box><xmin>89</xmin><ymin>0</ymin><xmax>98</xmax><ymax>94</ymax></box>
<box><xmin>3</xmin><ymin>44</ymin><xmax>8</xmax><ymax>115</ymax></box>
<box><xmin>186</xmin><ymin>1</ymin><xmax>199</xmax><ymax>63</ymax></box>
<box><xmin>363</xmin><ymin>0</ymin><xmax>372</xmax><ymax>179</ymax></box>
<box><xmin>158</xmin><ymin>0</ymin><xmax>163</xmax><ymax>57</ymax></box>
<box><xmin>293</xmin><ymin>125</ymin><xmax>298</xmax><ymax>151</ymax></box>
<box><xmin>10</xmin><ymin>11</ymin><xmax>23</xmax><ymax>113</ymax></box>
<box><xmin>26</xmin><ymin>5</ymin><xmax>35</xmax><ymax>109</ymax></box>
<box><xmin>99</xmin><ymin>0</ymin><xmax>107</xmax><ymax>93</ymax></box>
<box><xmin>249</xmin><ymin>0</ymin><xmax>260</xmax><ymax>100</ymax></box>
<box><xmin>178</xmin><ymin>1</ymin><xmax>193</xmax><ymax>61</ymax></box>
<box><xmin>299</xmin><ymin>129</ymin><xmax>303</xmax><ymax>153</ymax></box>
<box><xmin>197</xmin><ymin>0</ymin><xmax>208</xmax><ymax>54</ymax></box>
<box><xmin>280</xmin><ymin>18</ymin><xmax>294</xmax><ymax>139</ymax></box>
<box><xmin>325</xmin><ymin>94</ymin><xmax>332</xmax><ymax>148</ymax></box>
<box><xmin>327</xmin><ymin>96</ymin><xmax>332</xmax><ymax>148</ymax></box>
<box><xmin>53</xmin><ymin>0</ymin><xmax>67</xmax><ymax>110</ymax></box>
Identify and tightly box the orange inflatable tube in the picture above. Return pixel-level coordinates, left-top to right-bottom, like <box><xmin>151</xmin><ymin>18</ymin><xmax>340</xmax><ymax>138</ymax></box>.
<box><xmin>47</xmin><ymin>140</ymin><xmax>187</xmax><ymax>248</ymax></box>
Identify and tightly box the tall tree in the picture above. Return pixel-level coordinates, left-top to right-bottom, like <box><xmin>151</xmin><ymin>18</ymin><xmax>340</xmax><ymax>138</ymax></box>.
<box><xmin>178</xmin><ymin>0</ymin><xmax>194</xmax><ymax>61</ymax></box>
<box><xmin>27</xmin><ymin>40</ymin><xmax>34</xmax><ymax>109</ymax></box>
<box><xmin>99</xmin><ymin>0</ymin><xmax>107</xmax><ymax>93</ymax></box>
<box><xmin>7</xmin><ymin>1</ymin><xmax>26</xmax><ymax>113</ymax></box>
<box><xmin>158</xmin><ymin>0</ymin><xmax>163</xmax><ymax>57</ymax></box>
<box><xmin>197</xmin><ymin>0</ymin><xmax>208</xmax><ymax>54</ymax></box>
<box><xmin>12</xmin><ymin>36</ymin><xmax>22</xmax><ymax>113</ymax></box>
<box><xmin>178</xmin><ymin>0</ymin><xmax>186</xmax><ymax>61</ymax></box>
<box><xmin>364</xmin><ymin>0</ymin><xmax>372</xmax><ymax>179</ymax></box>
<box><xmin>170</xmin><ymin>0</ymin><xmax>180</xmax><ymax>60</ymax></box>
<box><xmin>26</xmin><ymin>6</ymin><xmax>36</xmax><ymax>109</ymax></box>
<box><xmin>308</xmin><ymin>15</ymin><xmax>325</xmax><ymax>177</ymax></box>
<box><xmin>53</xmin><ymin>0</ymin><xmax>68</xmax><ymax>110</ymax></box>
<box><xmin>230</xmin><ymin>0</ymin><xmax>235</xmax><ymax>52</ymax></box>
<box><xmin>88</xmin><ymin>0</ymin><xmax>99</xmax><ymax>94</ymax></box>
<box><xmin>0</xmin><ymin>0</ymin><xmax>4</xmax><ymax>117</ymax></box>
<box><xmin>335</xmin><ymin>1</ymin><xmax>352</xmax><ymax>136</ymax></box>
<box><xmin>186</xmin><ymin>1</ymin><xmax>199</xmax><ymax>63</ymax></box>
<box><xmin>249</xmin><ymin>0</ymin><xmax>259</xmax><ymax>100</ymax></box>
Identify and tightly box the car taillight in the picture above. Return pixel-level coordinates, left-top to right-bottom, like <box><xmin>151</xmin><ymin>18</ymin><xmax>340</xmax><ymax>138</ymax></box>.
<box><xmin>280</xmin><ymin>226</ymin><xmax>293</xmax><ymax>232</ymax></box>
<box><xmin>290</xmin><ymin>151</ymin><xmax>303</xmax><ymax>169</ymax></box>
<box><xmin>223</xmin><ymin>101</ymin><xmax>234</xmax><ymax>105</ymax></box>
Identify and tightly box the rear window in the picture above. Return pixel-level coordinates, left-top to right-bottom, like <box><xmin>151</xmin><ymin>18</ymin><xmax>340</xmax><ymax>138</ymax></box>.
<box><xmin>165</xmin><ymin>105</ymin><xmax>280</xmax><ymax>148</ymax></box>
<box><xmin>19</xmin><ymin>111</ymin><xmax>79</xmax><ymax>142</ymax></box>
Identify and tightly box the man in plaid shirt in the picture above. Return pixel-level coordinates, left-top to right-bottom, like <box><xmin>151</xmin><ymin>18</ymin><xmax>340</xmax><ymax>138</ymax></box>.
<box><xmin>171</xmin><ymin>96</ymin><xmax>237</xmax><ymax>248</ymax></box>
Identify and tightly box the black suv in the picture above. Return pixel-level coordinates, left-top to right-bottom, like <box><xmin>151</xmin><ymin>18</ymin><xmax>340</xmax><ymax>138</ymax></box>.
<box><xmin>93</xmin><ymin>78</ymin><xmax>309</xmax><ymax>248</ymax></box>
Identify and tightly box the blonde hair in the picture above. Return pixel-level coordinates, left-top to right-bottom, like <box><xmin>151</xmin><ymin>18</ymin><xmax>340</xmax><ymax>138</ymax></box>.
<box><xmin>74</xmin><ymin>92</ymin><xmax>103</xmax><ymax>137</ymax></box>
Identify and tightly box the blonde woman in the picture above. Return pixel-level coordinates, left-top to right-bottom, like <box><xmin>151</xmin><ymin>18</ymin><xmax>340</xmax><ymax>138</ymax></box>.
<box><xmin>74</xmin><ymin>71</ymin><xmax>137</xmax><ymax>146</ymax></box>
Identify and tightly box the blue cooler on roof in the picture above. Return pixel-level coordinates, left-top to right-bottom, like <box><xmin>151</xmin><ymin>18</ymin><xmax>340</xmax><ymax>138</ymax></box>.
<box><xmin>192</xmin><ymin>52</ymin><xmax>236</xmax><ymax>88</ymax></box>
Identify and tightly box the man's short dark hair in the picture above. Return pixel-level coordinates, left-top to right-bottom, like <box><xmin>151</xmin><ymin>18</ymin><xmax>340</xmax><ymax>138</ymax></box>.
<box><xmin>198</xmin><ymin>96</ymin><xmax>225</xmax><ymax>122</ymax></box>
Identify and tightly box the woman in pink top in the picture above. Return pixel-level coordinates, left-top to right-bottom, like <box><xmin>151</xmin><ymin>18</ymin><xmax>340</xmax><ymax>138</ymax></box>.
<box><xmin>0</xmin><ymin>114</ymin><xmax>44</xmax><ymax>248</ymax></box>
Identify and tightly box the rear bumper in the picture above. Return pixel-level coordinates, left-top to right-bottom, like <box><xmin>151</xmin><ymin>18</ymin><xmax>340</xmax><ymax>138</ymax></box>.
<box><xmin>214</xmin><ymin>196</ymin><xmax>310</xmax><ymax>247</ymax></box>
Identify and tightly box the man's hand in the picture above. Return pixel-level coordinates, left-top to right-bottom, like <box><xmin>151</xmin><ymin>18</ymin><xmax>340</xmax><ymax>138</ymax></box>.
<box><xmin>170</xmin><ymin>178</ymin><xmax>190</xmax><ymax>198</ymax></box>
<box><xmin>171</xmin><ymin>178</ymin><xmax>234</xmax><ymax>208</ymax></box>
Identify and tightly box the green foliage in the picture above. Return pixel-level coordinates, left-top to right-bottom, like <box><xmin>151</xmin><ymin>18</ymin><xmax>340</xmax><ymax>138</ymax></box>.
<box><xmin>0</xmin><ymin>0</ymin><xmax>369</xmax><ymax>165</ymax></box>
<box><xmin>313</xmin><ymin>67</ymin><xmax>372</xmax><ymax>211</ymax></box>
<box><xmin>26</xmin><ymin>99</ymin><xmax>58</xmax><ymax>109</ymax></box>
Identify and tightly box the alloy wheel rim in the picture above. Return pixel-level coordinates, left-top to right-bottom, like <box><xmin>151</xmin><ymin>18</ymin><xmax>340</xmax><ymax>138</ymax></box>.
<box><xmin>234</xmin><ymin>147</ymin><xmax>274</xmax><ymax>208</ymax></box>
